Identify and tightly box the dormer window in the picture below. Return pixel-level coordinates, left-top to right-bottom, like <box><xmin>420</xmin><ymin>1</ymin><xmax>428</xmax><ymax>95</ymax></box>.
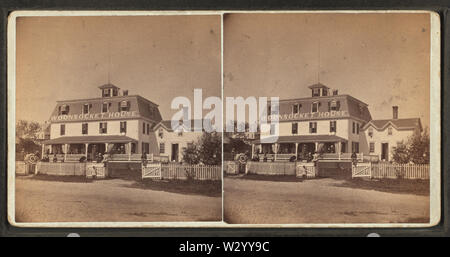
<box><xmin>329</xmin><ymin>100</ymin><xmax>340</xmax><ymax>111</ymax></box>
<box><xmin>82</xmin><ymin>103</ymin><xmax>91</xmax><ymax>114</ymax></box>
<box><xmin>112</xmin><ymin>88</ymin><xmax>118</xmax><ymax>96</ymax></box>
<box><xmin>119</xmin><ymin>101</ymin><xmax>130</xmax><ymax>112</ymax></box>
<box><xmin>102</xmin><ymin>102</ymin><xmax>110</xmax><ymax>113</ymax></box>
<box><xmin>388</xmin><ymin>127</ymin><xmax>393</xmax><ymax>135</ymax></box>
<box><xmin>59</xmin><ymin>105</ymin><xmax>69</xmax><ymax>115</ymax></box>
<box><xmin>158</xmin><ymin>128</ymin><xmax>164</xmax><ymax>138</ymax></box>
<box><xmin>292</xmin><ymin>103</ymin><xmax>302</xmax><ymax>114</ymax></box>
<box><xmin>312</xmin><ymin>102</ymin><xmax>320</xmax><ymax>113</ymax></box>
<box><xmin>322</xmin><ymin>88</ymin><xmax>328</xmax><ymax>96</ymax></box>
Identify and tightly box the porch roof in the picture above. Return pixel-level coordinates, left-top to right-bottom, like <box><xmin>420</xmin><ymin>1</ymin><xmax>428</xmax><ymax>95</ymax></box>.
<box><xmin>43</xmin><ymin>135</ymin><xmax>137</xmax><ymax>145</ymax></box>
<box><xmin>253</xmin><ymin>135</ymin><xmax>346</xmax><ymax>144</ymax></box>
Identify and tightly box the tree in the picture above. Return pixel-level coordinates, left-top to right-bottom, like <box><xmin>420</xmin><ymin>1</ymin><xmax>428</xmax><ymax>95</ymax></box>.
<box><xmin>16</xmin><ymin>120</ymin><xmax>42</xmax><ymax>155</ymax></box>
<box><xmin>197</xmin><ymin>132</ymin><xmax>222</xmax><ymax>165</ymax></box>
<box><xmin>408</xmin><ymin>128</ymin><xmax>430</xmax><ymax>164</ymax></box>
<box><xmin>392</xmin><ymin>141</ymin><xmax>410</xmax><ymax>164</ymax></box>
<box><xmin>182</xmin><ymin>143</ymin><xmax>200</xmax><ymax>165</ymax></box>
<box><xmin>391</xmin><ymin>128</ymin><xmax>430</xmax><ymax>164</ymax></box>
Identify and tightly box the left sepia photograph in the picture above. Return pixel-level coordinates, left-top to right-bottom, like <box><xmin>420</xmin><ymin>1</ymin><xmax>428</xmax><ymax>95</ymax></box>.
<box><xmin>9</xmin><ymin>13</ymin><xmax>222</xmax><ymax>225</ymax></box>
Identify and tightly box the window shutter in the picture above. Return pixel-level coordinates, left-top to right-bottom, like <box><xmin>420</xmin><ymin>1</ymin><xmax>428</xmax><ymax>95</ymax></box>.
<box><xmin>337</xmin><ymin>101</ymin><xmax>340</xmax><ymax>110</ymax></box>
<box><xmin>328</xmin><ymin>102</ymin><xmax>331</xmax><ymax>111</ymax></box>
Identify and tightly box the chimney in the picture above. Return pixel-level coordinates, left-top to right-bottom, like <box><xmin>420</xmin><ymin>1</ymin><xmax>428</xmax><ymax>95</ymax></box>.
<box><xmin>392</xmin><ymin>106</ymin><xmax>398</xmax><ymax>119</ymax></box>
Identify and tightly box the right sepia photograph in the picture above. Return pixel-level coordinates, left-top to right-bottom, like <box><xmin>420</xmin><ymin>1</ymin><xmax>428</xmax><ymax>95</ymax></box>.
<box><xmin>222</xmin><ymin>12</ymin><xmax>440</xmax><ymax>225</ymax></box>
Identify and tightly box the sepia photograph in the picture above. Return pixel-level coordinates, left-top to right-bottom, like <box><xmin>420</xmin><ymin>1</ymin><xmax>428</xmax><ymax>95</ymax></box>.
<box><xmin>10</xmin><ymin>13</ymin><xmax>222</xmax><ymax>224</ymax></box>
<box><xmin>7</xmin><ymin>10</ymin><xmax>440</xmax><ymax>228</ymax></box>
<box><xmin>222</xmin><ymin>12</ymin><xmax>440</xmax><ymax>225</ymax></box>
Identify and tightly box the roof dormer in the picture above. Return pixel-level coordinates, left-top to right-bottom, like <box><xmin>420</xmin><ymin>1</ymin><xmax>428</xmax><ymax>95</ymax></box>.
<box><xmin>99</xmin><ymin>83</ymin><xmax>120</xmax><ymax>97</ymax></box>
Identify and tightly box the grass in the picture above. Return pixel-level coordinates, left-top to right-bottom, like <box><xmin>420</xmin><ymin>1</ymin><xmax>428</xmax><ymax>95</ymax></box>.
<box><xmin>127</xmin><ymin>179</ymin><xmax>222</xmax><ymax>197</ymax></box>
<box><xmin>27</xmin><ymin>174</ymin><xmax>93</xmax><ymax>183</ymax></box>
<box><xmin>333</xmin><ymin>177</ymin><xmax>429</xmax><ymax>196</ymax></box>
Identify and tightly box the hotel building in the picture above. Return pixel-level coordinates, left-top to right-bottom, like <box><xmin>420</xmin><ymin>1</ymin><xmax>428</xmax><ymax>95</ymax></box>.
<box><xmin>252</xmin><ymin>83</ymin><xmax>421</xmax><ymax>162</ymax></box>
<box><xmin>42</xmin><ymin>84</ymin><xmax>205</xmax><ymax>162</ymax></box>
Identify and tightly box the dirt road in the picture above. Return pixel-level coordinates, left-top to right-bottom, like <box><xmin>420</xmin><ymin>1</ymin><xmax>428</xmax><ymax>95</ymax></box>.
<box><xmin>14</xmin><ymin>176</ymin><xmax>222</xmax><ymax>223</ymax></box>
<box><xmin>224</xmin><ymin>177</ymin><xmax>429</xmax><ymax>224</ymax></box>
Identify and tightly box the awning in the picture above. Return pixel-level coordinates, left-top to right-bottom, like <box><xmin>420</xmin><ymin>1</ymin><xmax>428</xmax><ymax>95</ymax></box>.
<box><xmin>43</xmin><ymin>135</ymin><xmax>137</xmax><ymax>145</ymax></box>
<box><xmin>253</xmin><ymin>135</ymin><xmax>347</xmax><ymax>144</ymax></box>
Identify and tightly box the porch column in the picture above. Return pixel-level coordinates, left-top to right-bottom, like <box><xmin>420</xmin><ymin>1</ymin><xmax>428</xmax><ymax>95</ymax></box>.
<box><xmin>274</xmin><ymin>143</ymin><xmax>278</xmax><ymax>161</ymax></box>
<box><xmin>105</xmin><ymin>143</ymin><xmax>109</xmax><ymax>154</ymax></box>
<box><xmin>128</xmin><ymin>142</ymin><xmax>132</xmax><ymax>161</ymax></box>
<box><xmin>315</xmin><ymin>142</ymin><xmax>319</xmax><ymax>152</ymax></box>
<box><xmin>295</xmin><ymin>143</ymin><xmax>298</xmax><ymax>158</ymax></box>
<box><xmin>85</xmin><ymin>143</ymin><xmax>88</xmax><ymax>158</ymax></box>
<box><xmin>64</xmin><ymin>144</ymin><xmax>68</xmax><ymax>161</ymax></box>
<box><xmin>338</xmin><ymin>142</ymin><xmax>342</xmax><ymax>160</ymax></box>
<box><xmin>251</xmin><ymin>144</ymin><xmax>255</xmax><ymax>159</ymax></box>
<box><xmin>41</xmin><ymin>144</ymin><xmax>45</xmax><ymax>159</ymax></box>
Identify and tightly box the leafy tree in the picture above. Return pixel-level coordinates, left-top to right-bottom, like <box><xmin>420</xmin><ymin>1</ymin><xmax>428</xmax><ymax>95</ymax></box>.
<box><xmin>391</xmin><ymin>127</ymin><xmax>430</xmax><ymax>164</ymax></box>
<box><xmin>16</xmin><ymin>120</ymin><xmax>42</xmax><ymax>155</ymax></box>
<box><xmin>197</xmin><ymin>132</ymin><xmax>222</xmax><ymax>165</ymax></box>
<box><xmin>392</xmin><ymin>141</ymin><xmax>410</xmax><ymax>164</ymax></box>
<box><xmin>182</xmin><ymin>142</ymin><xmax>200</xmax><ymax>165</ymax></box>
<box><xmin>408</xmin><ymin>128</ymin><xmax>430</xmax><ymax>164</ymax></box>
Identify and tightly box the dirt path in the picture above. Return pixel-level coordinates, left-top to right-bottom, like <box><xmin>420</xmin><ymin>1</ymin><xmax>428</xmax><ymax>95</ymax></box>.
<box><xmin>14</xmin><ymin>176</ymin><xmax>222</xmax><ymax>223</ymax></box>
<box><xmin>224</xmin><ymin>177</ymin><xmax>429</xmax><ymax>224</ymax></box>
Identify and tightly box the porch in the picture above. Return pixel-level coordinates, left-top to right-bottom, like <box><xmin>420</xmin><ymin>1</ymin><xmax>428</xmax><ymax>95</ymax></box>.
<box><xmin>42</xmin><ymin>135</ymin><xmax>145</xmax><ymax>163</ymax></box>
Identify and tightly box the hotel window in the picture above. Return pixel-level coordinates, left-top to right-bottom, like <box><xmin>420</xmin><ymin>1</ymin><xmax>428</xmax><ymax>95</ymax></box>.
<box><xmin>329</xmin><ymin>100</ymin><xmax>340</xmax><ymax>111</ymax></box>
<box><xmin>330</xmin><ymin>121</ymin><xmax>337</xmax><ymax>133</ymax></box>
<box><xmin>353</xmin><ymin>122</ymin><xmax>359</xmax><ymax>134</ymax></box>
<box><xmin>388</xmin><ymin>127</ymin><xmax>393</xmax><ymax>135</ymax></box>
<box><xmin>369</xmin><ymin>142</ymin><xmax>375</xmax><ymax>153</ymax></box>
<box><xmin>99</xmin><ymin>122</ymin><xmax>107</xmax><ymax>134</ymax></box>
<box><xmin>147</xmin><ymin>124</ymin><xmax>150</xmax><ymax>135</ymax></box>
<box><xmin>309</xmin><ymin>122</ymin><xmax>317</xmax><ymax>133</ymax></box>
<box><xmin>311</xmin><ymin>102</ymin><xmax>319</xmax><ymax>113</ymax></box>
<box><xmin>119</xmin><ymin>101</ymin><xmax>130</xmax><ymax>112</ymax></box>
<box><xmin>60</xmin><ymin>124</ymin><xmax>65</xmax><ymax>136</ymax></box>
<box><xmin>82</xmin><ymin>123</ymin><xmax>88</xmax><ymax>135</ymax></box>
<box><xmin>312</xmin><ymin>88</ymin><xmax>320</xmax><ymax>97</ymax></box>
<box><xmin>159</xmin><ymin>143</ymin><xmax>165</xmax><ymax>154</ymax></box>
<box><xmin>83</xmin><ymin>103</ymin><xmax>91</xmax><ymax>114</ymax></box>
<box><xmin>291</xmin><ymin>123</ymin><xmax>298</xmax><ymax>134</ymax></box>
<box><xmin>112</xmin><ymin>88</ymin><xmax>118</xmax><ymax>96</ymax></box>
<box><xmin>120</xmin><ymin>121</ymin><xmax>127</xmax><ymax>133</ymax></box>
<box><xmin>158</xmin><ymin>128</ymin><xmax>164</xmax><ymax>138</ymax></box>
<box><xmin>59</xmin><ymin>105</ymin><xmax>69</xmax><ymax>115</ymax></box>
<box><xmin>102</xmin><ymin>102</ymin><xmax>110</xmax><ymax>113</ymax></box>
<box><xmin>267</xmin><ymin>104</ymin><xmax>271</xmax><ymax>115</ymax></box>
<box><xmin>103</xmin><ymin>89</ymin><xmax>111</xmax><ymax>97</ymax></box>
<box><xmin>322</xmin><ymin>88</ymin><xmax>328</xmax><ymax>96</ymax></box>
<box><xmin>292</xmin><ymin>103</ymin><xmax>301</xmax><ymax>114</ymax></box>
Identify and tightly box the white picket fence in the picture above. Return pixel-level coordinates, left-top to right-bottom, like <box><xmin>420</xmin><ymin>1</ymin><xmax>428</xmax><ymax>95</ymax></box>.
<box><xmin>352</xmin><ymin>162</ymin><xmax>429</xmax><ymax>179</ymax></box>
<box><xmin>36</xmin><ymin>162</ymin><xmax>87</xmax><ymax>176</ymax></box>
<box><xmin>142</xmin><ymin>163</ymin><xmax>221</xmax><ymax>180</ymax></box>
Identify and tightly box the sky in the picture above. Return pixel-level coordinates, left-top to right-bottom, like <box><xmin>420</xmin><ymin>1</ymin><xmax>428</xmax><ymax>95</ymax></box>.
<box><xmin>15</xmin><ymin>15</ymin><xmax>221</xmax><ymax>123</ymax></box>
<box><xmin>223</xmin><ymin>13</ymin><xmax>431</xmax><ymax>128</ymax></box>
